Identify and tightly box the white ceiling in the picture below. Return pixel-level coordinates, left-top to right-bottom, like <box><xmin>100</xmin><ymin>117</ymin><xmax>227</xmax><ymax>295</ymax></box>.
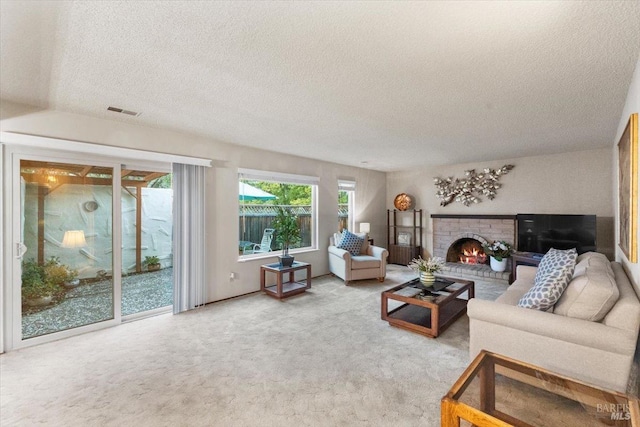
<box><xmin>1</xmin><ymin>1</ymin><xmax>639</xmax><ymax>172</ymax></box>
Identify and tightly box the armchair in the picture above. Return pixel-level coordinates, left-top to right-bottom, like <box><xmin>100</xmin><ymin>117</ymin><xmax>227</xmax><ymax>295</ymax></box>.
<box><xmin>328</xmin><ymin>233</ymin><xmax>388</xmax><ymax>285</ymax></box>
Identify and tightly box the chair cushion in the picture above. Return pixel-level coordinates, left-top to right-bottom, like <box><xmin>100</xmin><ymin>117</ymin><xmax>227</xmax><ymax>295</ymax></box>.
<box><xmin>554</xmin><ymin>252</ymin><xmax>619</xmax><ymax>321</ymax></box>
<box><xmin>354</xmin><ymin>232</ymin><xmax>369</xmax><ymax>253</ymax></box>
<box><xmin>337</xmin><ymin>230</ymin><xmax>364</xmax><ymax>255</ymax></box>
<box><xmin>350</xmin><ymin>255</ymin><xmax>381</xmax><ymax>269</ymax></box>
<box><xmin>517</xmin><ymin>248</ymin><xmax>578</xmax><ymax>311</ymax></box>
<box><xmin>333</xmin><ymin>232</ymin><xmax>343</xmax><ymax>246</ymax></box>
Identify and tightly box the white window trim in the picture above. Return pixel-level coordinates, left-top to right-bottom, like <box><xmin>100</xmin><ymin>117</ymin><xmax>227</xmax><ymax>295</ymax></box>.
<box><xmin>239</xmin><ymin>168</ymin><xmax>319</xmax><ymax>185</ymax></box>
<box><xmin>338</xmin><ymin>180</ymin><xmax>356</xmax><ymax>232</ymax></box>
<box><xmin>1</xmin><ymin>132</ymin><xmax>212</xmax><ymax>167</ymax></box>
<box><xmin>238</xmin><ymin>169</ymin><xmax>318</xmax><ymax>260</ymax></box>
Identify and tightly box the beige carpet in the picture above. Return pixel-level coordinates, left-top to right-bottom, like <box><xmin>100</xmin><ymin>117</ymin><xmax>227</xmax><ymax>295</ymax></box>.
<box><xmin>0</xmin><ymin>265</ymin><xmax>624</xmax><ymax>426</ymax></box>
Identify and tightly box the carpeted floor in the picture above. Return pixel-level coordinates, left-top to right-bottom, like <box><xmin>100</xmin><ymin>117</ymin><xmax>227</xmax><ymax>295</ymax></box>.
<box><xmin>0</xmin><ymin>266</ymin><xmax>630</xmax><ymax>426</ymax></box>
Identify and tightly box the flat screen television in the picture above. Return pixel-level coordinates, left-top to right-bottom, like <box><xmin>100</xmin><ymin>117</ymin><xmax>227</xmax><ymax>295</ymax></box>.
<box><xmin>516</xmin><ymin>214</ymin><xmax>597</xmax><ymax>255</ymax></box>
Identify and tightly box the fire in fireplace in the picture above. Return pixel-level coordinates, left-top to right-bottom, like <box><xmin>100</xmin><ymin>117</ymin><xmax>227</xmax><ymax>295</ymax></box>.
<box><xmin>446</xmin><ymin>238</ymin><xmax>488</xmax><ymax>265</ymax></box>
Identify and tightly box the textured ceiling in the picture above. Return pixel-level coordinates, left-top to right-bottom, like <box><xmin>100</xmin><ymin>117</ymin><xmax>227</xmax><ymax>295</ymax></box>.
<box><xmin>1</xmin><ymin>1</ymin><xmax>639</xmax><ymax>171</ymax></box>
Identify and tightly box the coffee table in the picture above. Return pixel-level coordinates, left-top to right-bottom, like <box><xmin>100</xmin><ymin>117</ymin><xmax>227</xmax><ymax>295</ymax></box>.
<box><xmin>260</xmin><ymin>261</ymin><xmax>311</xmax><ymax>300</ymax></box>
<box><xmin>381</xmin><ymin>276</ymin><xmax>474</xmax><ymax>338</ymax></box>
<box><xmin>442</xmin><ymin>350</ymin><xmax>640</xmax><ymax>426</ymax></box>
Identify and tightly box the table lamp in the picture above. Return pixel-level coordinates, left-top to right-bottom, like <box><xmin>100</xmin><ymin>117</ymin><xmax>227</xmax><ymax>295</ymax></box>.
<box><xmin>61</xmin><ymin>230</ymin><xmax>87</xmax><ymax>248</ymax></box>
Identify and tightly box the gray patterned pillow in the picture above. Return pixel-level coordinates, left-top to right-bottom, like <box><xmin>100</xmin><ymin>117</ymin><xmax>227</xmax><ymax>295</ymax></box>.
<box><xmin>517</xmin><ymin>248</ymin><xmax>578</xmax><ymax>311</ymax></box>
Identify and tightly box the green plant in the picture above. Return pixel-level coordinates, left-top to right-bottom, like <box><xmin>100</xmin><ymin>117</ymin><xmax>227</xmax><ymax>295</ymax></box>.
<box><xmin>408</xmin><ymin>256</ymin><xmax>445</xmax><ymax>273</ymax></box>
<box><xmin>43</xmin><ymin>257</ymin><xmax>78</xmax><ymax>285</ymax></box>
<box><xmin>482</xmin><ymin>240</ymin><xmax>513</xmax><ymax>261</ymax></box>
<box><xmin>21</xmin><ymin>258</ymin><xmax>58</xmax><ymax>301</ymax></box>
<box><xmin>144</xmin><ymin>255</ymin><xmax>160</xmax><ymax>266</ymax></box>
<box><xmin>272</xmin><ymin>207</ymin><xmax>301</xmax><ymax>256</ymax></box>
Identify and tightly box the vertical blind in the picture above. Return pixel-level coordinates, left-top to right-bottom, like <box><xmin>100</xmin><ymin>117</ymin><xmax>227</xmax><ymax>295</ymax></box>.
<box><xmin>173</xmin><ymin>163</ymin><xmax>207</xmax><ymax>313</ymax></box>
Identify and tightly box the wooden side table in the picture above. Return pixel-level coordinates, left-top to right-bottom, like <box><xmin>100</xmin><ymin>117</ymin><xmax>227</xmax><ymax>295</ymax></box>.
<box><xmin>510</xmin><ymin>252</ymin><xmax>543</xmax><ymax>283</ymax></box>
<box><xmin>260</xmin><ymin>261</ymin><xmax>311</xmax><ymax>300</ymax></box>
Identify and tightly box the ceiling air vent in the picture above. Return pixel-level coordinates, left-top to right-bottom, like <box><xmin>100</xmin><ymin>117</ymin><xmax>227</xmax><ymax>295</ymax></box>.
<box><xmin>107</xmin><ymin>106</ymin><xmax>140</xmax><ymax>117</ymax></box>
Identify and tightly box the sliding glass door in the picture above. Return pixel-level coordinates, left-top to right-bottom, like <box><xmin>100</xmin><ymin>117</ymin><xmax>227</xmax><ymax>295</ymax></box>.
<box><xmin>6</xmin><ymin>146</ymin><xmax>174</xmax><ymax>349</ymax></box>
<box><xmin>17</xmin><ymin>158</ymin><xmax>119</xmax><ymax>341</ymax></box>
<box><xmin>121</xmin><ymin>168</ymin><xmax>173</xmax><ymax>317</ymax></box>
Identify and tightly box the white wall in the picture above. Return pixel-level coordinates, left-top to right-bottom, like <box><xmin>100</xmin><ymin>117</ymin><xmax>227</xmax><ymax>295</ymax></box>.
<box><xmin>0</xmin><ymin>100</ymin><xmax>387</xmax><ymax>302</ymax></box>
<box><xmin>22</xmin><ymin>184</ymin><xmax>173</xmax><ymax>278</ymax></box>
<box><xmin>614</xmin><ymin>57</ymin><xmax>640</xmax><ymax>292</ymax></box>
<box><xmin>387</xmin><ymin>148</ymin><xmax>614</xmax><ymax>259</ymax></box>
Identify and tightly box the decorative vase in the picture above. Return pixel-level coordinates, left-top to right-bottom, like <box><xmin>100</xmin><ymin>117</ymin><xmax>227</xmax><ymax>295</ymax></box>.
<box><xmin>490</xmin><ymin>256</ymin><xmax>508</xmax><ymax>272</ymax></box>
<box><xmin>420</xmin><ymin>271</ymin><xmax>436</xmax><ymax>286</ymax></box>
<box><xmin>63</xmin><ymin>279</ymin><xmax>80</xmax><ymax>289</ymax></box>
<box><xmin>26</xmin><ymin>295</ymin><xmax>53</xmax><ymax>307</ymax></box>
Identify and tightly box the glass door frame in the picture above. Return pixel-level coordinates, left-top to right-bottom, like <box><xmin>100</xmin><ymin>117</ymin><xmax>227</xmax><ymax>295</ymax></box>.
<box><xmin>120</xmin><ymin>159</ymin><xmax>173</xmax><ymax>323</ymax></box>
<box><xmin>4</xmin><ymin>145</ymin><xmax>123</xmax><ymax>350</ymax></box>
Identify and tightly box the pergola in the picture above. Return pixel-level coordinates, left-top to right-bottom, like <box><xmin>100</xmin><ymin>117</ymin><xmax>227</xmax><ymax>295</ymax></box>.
<box><xmin>20</xmin><ymin>160</ymin><xmax>170</xmax><ymax>273</ymax></box>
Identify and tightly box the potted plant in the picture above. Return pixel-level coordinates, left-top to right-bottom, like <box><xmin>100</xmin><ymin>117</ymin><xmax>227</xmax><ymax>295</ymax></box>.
<box><xmin>43</xmin><ymin>256</ymin><xmax>79</xmax><ymax>289</ymax></box>
<box><xmin>408</xmin><ymin>256</ymin><xmax>445</xmax><ymax>286</ymax></box>
<box><xmin>272</xmin><ymin>207</ymin><xmax>301</xmax><ymax>267</ymax></box>
<box><xmin>144</xmin><ymin>255</ymin><xmax>161</xmax><ymax>272</ymax></box>
<box><xmin>482</xmin><ymin>240</ymin><xmax>513</xmax><ymax>272</ymax></box>
<box><xmin>21</xmin><ymin>258</ymin><xmax>58</xmax><ymax>306</ymax></box>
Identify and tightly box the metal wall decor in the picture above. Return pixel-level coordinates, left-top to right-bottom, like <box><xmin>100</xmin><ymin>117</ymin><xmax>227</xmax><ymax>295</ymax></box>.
<box><xmin>434</xmin><ymin>165</ymin><xmax>514</xmax><ymax>207</ymax></box>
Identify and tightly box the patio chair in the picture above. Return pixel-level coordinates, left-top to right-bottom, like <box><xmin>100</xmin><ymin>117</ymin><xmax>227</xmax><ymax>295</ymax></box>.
<box><xmin>243</xmin><ymin>228</ymin><xmax>275</xmax><ymax>255</ymax></box>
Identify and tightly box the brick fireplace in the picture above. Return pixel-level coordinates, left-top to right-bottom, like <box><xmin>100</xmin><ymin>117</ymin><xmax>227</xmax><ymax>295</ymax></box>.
<box><xmin>432</xmin><ymin>215</ymin><xmax>516</xmax><ymax>282</ymax></box>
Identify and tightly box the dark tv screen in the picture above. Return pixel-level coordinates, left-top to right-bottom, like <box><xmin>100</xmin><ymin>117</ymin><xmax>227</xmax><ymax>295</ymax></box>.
<box><xmin>517</xmin><ymin>214</ymin><xmax>596</xmax><ymax>255</ymax></box>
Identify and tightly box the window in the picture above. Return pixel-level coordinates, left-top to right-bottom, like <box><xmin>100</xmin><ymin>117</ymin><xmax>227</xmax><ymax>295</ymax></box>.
<box><xmin>338</xmin><ymin>180</ymin><xmax>355</xmax><ymax>232</ymax></box>
<box><xmin>238</xmin><ymin>169</ymin><xmax>318</xmax><ymax>258</ymax></box>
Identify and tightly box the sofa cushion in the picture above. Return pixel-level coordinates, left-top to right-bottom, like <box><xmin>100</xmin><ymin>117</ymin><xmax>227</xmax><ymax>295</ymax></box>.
<box><xmin>517</xmin><ymin>248</ymin><xmax>577</xmax><ymax>311</ymax></box>
<box><xmin>573</xmin><ymin>251</ymin><xmax>615</xmax><ymax>278</ymax></box>
<box><xmin>337</xmin><ymin>230</ymin><xmax>364</xmax><ymax>255</ymax></box>
<box><xmin>554</xmin><ymin>252</ymin><xmax>619</xmax><ymax>321</ymax></box>
<box><xmin>350</xmin><ymin>255</ymin><xmax>381</xmax><ymax>269</ymax></box>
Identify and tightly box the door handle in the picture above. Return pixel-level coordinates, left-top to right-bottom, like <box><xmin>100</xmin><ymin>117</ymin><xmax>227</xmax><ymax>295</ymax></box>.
<box><xmin>15</xmin><ymin>242</ymin><xmax>27</xmax><ymax>259</ymax></box>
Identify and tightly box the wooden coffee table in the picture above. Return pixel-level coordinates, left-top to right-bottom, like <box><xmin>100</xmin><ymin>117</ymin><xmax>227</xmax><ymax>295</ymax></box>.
<box><xmin>381</xmin><ymin>276</ymin><xmax>474</xmax><ymax>338</ymax></box>
<box><xmin>442</xmin><ymin>350</ymin><xmax>640</xmax><ymax>426</ymax></box>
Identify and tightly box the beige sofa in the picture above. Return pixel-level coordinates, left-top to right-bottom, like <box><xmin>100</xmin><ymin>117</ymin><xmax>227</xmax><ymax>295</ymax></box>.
<box><xmin>468</xmin><ymin>252</ymin><xmax>640</xmax><ymax>392</ymax></box>
<box><xmin>328</xmin><ymin>234</ymin><xmax>388</xmax><ymax>284</ymax></box>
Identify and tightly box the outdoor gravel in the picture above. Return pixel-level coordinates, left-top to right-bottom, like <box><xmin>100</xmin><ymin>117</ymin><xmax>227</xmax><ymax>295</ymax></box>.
<box><xmin>22</xmin><ymin>268</ymin><xmax>173</xmax><ymax>339</ymax></box>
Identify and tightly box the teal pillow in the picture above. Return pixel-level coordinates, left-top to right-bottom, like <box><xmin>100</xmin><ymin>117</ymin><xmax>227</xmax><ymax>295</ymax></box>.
<box><xmin>337</xmin><ymin>230</ymin><xmax>364</xmax><ymax>255</ymax></box>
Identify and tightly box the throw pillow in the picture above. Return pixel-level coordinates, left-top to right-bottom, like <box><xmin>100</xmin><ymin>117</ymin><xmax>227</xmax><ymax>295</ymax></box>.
<box><xmin>355</xmin><ymin>232</ymin><xmax>370</xmax><ymax>254</ymax></box>
<box><xmin>517</xmin><ymin>248</ymin><xmax>578</xmax><ymax>311</ymax></box>
<box><xmin>554</xmin><ymin>252</ymin><xmax>619</xmax><ymax>321</ymax></box>
<box><xmin>333</xmin><ymin>232</ymin><xmax>343</xmax><ymax>247</ymax></box>
<box><xmin>337</xmin><ymin>229</ymin><xmax>364</xmax><ymax>255</ymax></box>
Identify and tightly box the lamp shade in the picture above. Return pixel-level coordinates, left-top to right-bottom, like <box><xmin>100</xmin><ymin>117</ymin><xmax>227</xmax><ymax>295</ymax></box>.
<box><xmin>359</xmin><ymin>222</ymin><xmax>371</xmax><ymax>233</ymax></box>
<box><xmin>61</xmin><ymin>230</ymin><xmax>87</xmax><ymax>248</ymax></box>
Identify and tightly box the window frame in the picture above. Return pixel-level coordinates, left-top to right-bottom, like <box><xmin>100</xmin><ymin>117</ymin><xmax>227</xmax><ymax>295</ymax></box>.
<box><xmin>338</xmin><ymin>180</ymin><xmax>355</xmax><ymax>232</ymax></box>
<box><xmin>238</xmin><ymin>169</ymin><xmax>319</xmax><ymax>260</ymax></box>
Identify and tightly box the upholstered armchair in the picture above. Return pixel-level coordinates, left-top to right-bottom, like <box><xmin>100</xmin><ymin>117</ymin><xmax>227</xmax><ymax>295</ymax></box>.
<box><xmin>328</xmin><ymin>232</ymin><xmax>388</xmax><ymax>285</ymax></box>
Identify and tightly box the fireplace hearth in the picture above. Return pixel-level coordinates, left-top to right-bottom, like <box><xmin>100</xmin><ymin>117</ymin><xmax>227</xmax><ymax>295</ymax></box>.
<box><xmin>432</xmin><ymin>214</ymin><xmax>516</xmax><ymax>283</ymax></box>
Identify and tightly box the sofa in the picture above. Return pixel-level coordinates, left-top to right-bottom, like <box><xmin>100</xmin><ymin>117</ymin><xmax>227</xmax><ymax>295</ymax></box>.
<box><xmin>328</xmin><ymin>232</ymin><xmax>388</xmax><ymax>285</ymax></box>
<box><xmin>468</xmin><ymin>251</ymin><xmax>640</xmax><ymax>392</ymax></box>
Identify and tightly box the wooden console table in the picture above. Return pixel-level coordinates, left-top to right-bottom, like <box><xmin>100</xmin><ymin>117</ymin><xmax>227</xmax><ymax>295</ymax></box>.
<box><xmin>260</xmin><ymin>261</ymin><xmax>311</xmax><ymax>300</ymax></box>
<box><xmin>510</xmin><ymin>252</ymin><xmax>543</xmax><ymax>283</ymax></box>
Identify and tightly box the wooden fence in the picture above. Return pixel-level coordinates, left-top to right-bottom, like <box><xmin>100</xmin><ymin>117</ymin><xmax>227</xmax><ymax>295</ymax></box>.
<box><xmin>239</xmin><ymin>205</ymin><xmax>348</xmax><ymax>251</ymax></box>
